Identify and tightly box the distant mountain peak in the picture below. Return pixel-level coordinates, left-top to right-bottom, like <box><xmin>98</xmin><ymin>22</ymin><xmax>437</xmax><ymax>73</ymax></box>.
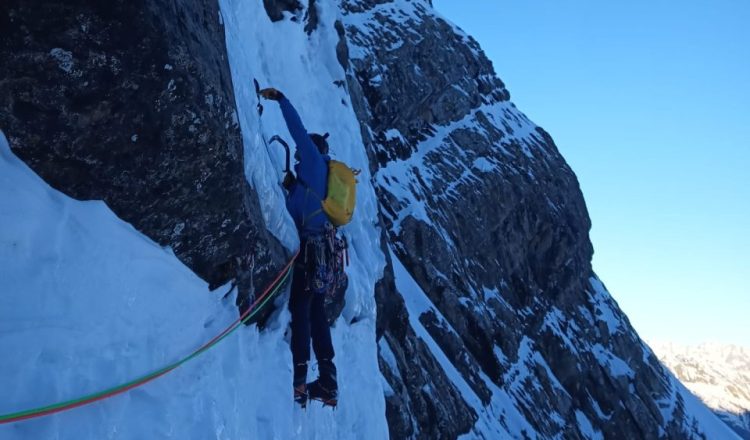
<box><xmin>650</xmin><ymin>341</ymin><xmax>750</xmax><ymax>439</ymax></box>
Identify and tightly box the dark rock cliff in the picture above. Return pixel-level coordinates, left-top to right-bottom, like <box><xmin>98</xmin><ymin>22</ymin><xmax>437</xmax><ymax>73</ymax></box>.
<box><xmin>0</xmin><ymin>0</ymin><xmax>285</xmax><ymax>318</ymax></box>
<box><xmin>340</xmin><ymin>0</ymin><xmax>717</xmax><ymax>438</ymax></box>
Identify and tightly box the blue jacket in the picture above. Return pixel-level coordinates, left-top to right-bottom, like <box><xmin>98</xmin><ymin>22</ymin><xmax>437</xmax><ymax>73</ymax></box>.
<box><xmin>278</xmin><ymin>97</ymin><xmax>329</xmax><ymax>238</ymax></box>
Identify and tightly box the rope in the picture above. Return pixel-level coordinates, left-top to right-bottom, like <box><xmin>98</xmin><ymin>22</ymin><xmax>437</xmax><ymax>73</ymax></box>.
<box><xmin>0</xmin><ymin>251</ymin><xmax>299</xmax><ymax>425</ymax></box>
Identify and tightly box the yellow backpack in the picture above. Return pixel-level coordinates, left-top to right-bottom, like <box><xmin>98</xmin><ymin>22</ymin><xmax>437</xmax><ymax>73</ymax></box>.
<box><xmin>322</xmin><ymin>160</ymin><xmax>359</xmax><ymax>226</ymax></box>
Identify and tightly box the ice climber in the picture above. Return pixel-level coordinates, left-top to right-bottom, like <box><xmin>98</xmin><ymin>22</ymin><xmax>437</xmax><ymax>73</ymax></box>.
<box><xmin>258</xmin><ymin>86</ymin><xmax>339</xmax><ymax>408</ymax></box>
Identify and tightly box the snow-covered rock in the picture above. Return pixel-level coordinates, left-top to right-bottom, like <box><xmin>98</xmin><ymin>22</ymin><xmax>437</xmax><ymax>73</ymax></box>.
<box><xmin>341</xmin><ymin>0</ymin><xmax>740</xmax><ymax>438</ymax></box>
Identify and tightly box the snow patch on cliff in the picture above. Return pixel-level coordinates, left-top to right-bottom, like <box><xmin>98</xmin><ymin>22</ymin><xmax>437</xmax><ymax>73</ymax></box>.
<box><xmin>390</xmin><ymin>247</ymin><xmax>537</xmax><ymax>439</ymax></box>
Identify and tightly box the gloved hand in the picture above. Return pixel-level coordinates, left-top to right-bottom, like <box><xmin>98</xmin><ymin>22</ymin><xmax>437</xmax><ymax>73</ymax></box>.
<box><xmin>259</xmin><ymin>87</ymin><xmax>284</xmax><ymax>101</ymax></box>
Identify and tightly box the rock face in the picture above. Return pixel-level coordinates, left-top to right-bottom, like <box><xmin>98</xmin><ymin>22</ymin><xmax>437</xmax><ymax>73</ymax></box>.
<box><xmin>0</xmin><ymin>0</ymin><xmax>286</xmax><ymax>319</ymax></box>
<box><xmin>340</xmin><ymin>0</ymin><xmax>731</xmax><ymax>438</ymax></box>
<box><xmin>373</xmin><ymin>234</ymin><xmax>477</xmax><ymax>439</ymax></box>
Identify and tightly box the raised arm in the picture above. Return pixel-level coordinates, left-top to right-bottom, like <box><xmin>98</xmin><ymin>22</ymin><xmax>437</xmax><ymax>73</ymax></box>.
<box><xmin>258</xmin><ymin>86</ymin><xmax>321</xmax><ymax>167</ymax></box>
<box><xmin>278</xmin><ymin>97</ymin><xmax>320</xmax><ymax>167</ymax></box>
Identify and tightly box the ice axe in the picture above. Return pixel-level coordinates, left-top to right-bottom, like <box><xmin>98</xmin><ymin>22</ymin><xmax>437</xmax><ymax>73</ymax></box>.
<box><xmin>253</xmin><ymin>78</ymin><xmax>264</xmax><ymax>116</ymax></box>
<box><xmin>269</xmin><ymin>135</ymin><xmax>297</xmax><ymax>190</ymax></box>
<box><xmin>269</xmin><ymin>135</ymin><xmax>291</xmax><ymax>174</ymax></box>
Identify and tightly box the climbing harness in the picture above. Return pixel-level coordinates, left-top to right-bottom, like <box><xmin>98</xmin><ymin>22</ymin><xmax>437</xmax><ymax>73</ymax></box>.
<box><xmin>0</xmin><ymin>251</ymin><xmax>299</xmax><ymax>425</ymax></box>
<box><xmin>297</xmin><ymin>223</ymin><xmax>349</xmax><ymax>298</ymax></box>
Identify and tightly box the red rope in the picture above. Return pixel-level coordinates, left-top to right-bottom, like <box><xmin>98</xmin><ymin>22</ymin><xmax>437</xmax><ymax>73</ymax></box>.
<box><xmin>4</xmin><ymin>367</ymin><xmax>178</xmax><ymax>424</ymax></box>
<box><xmin>198</xmin><ymin>251</ymin><xmax>299</xmax><ymax>349</ymax></box>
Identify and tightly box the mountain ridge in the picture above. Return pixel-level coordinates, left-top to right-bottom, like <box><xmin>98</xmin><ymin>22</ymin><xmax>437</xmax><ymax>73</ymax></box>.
<box><xmin>651</xmin><ymin>341</ymin><xmax>750</xmax><ymax>439</ymax></box>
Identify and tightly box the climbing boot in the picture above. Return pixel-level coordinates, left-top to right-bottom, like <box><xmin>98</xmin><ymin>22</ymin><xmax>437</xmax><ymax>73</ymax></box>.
<box><xmin>318</xmin><ymin>359</ymin><xmax>338</xmax><ymax>390</ymax></box>
<box><xmin>293</xmin><ymin>362</ymin><xmax>308</xmax><ymax>408</ymax></box>
<box><xmin>294</xmin><ymin>383</ymin><xmax>308</xmax><ymax>408</ymax></box>
<box><xmin>307</xmin><ymin>379</ymin><xmax>338</xmax><ymax>408</ymax></box>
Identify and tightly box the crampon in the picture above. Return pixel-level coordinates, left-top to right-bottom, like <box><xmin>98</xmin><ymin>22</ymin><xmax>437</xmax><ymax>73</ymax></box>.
<box><xmin>307</xmin><ymin>380</ymin><xmax>338</xmax><ymax>408</ymax></box>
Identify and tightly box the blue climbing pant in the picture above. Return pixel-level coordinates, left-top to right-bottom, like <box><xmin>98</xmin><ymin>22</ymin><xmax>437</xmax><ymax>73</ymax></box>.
<box><xmin>289</xmin><ymin>244</ymin><xmax>335</xmax><ymax>387</ymax></box>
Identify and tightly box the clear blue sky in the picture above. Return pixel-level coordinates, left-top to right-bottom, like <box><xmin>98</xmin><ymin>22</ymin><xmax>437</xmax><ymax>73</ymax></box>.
<box><xmin>433</xmin><ymin>1</ymin><xmax>750</xmax><ymax>346</ymax></box>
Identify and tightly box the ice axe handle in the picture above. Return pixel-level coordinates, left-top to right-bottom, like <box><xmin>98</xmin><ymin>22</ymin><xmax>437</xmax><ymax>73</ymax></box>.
<box><xmin>253</xmin><ymin>78</ymin><xmax>263</xmax><ymax>116</ymax></box>
<box><xmin>269</xmin><ymin>135</ymin><xmax>291</xmax><ymax>173</ymax></box>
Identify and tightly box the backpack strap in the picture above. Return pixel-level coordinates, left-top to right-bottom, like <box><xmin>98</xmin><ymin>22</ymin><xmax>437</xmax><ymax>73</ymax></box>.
<box><xmin>297</xmin><ymin>176</ymin><xmax>323</xmax><ymax>200</ymax></box>
<box><xmin>297</xmin><ymin>176</ymin><xmax>325</xmax><ymax>227</ymax></box>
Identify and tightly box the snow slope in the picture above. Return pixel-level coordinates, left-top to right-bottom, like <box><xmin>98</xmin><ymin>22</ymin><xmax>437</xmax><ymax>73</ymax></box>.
<box><xmin>0</xmin><ymin>0</ymin><xmax>388</xmax><ymax>437</ymax></box>
<box><xmin>1</xmin><ymin>129</ymin><xmax>271</xmax><ymax>439</ymax></box>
